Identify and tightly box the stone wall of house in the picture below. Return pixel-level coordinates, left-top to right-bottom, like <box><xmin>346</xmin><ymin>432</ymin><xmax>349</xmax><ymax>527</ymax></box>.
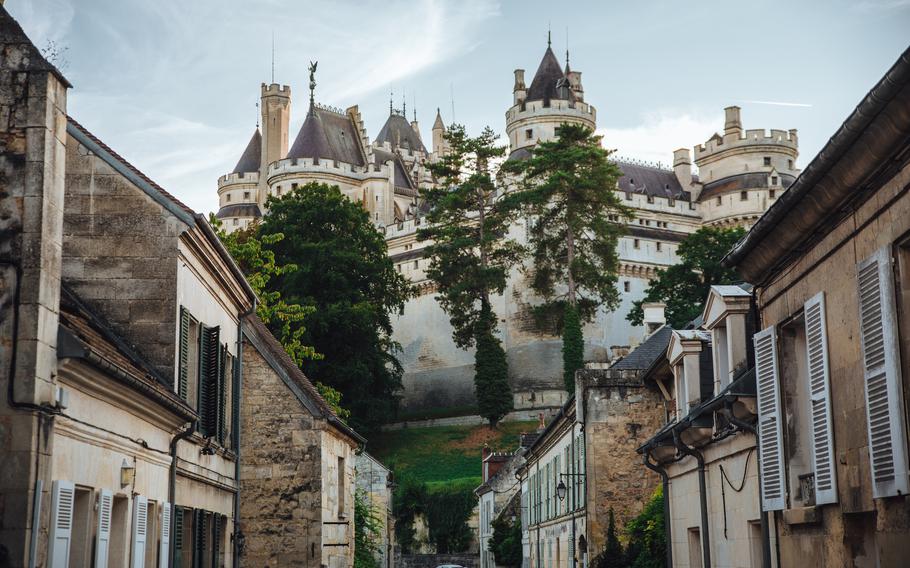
<box><xmin>239</xmin><ymin>340</ymin><xmax>324</xmax><ymax>568</ymax></box>
<box><xmin>577</xmin><ymin>369</ymin><xmax>666</xmax><ymax>553</ymax></box>
<box><xmin>62</xmin><ymin>135</ymin><xmax>187</xmax><ymax>380</ymax></box>
<box><xmin>0</xmin><ymin>10</ymin><xmax>68</xmax><ymax>565</ymax></box>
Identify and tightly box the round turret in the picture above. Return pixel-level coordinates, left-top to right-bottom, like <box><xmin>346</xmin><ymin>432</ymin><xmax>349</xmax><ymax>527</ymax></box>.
<box><xmin>694</xmin><ymin>106</ymin><xmax>800</xmax><ymax>228</ymax></box>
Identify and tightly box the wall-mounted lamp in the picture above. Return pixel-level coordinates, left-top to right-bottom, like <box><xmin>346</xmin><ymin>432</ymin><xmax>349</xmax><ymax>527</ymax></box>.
<box><xmin>556</xmin><ymin>480</ymin><xmax>567</xmax><ymax>502</ymax></box>
<box><xmin>120</xmin><ymin>459</ymin><xmax>135</xmax><ymax>488</ymax></box>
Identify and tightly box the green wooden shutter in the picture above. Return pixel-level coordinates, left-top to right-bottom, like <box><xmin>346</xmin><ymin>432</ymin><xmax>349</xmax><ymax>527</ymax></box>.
<box><xmin>230</xmin><ymin>351</ymin><xmax>239</xmax><ymax>450</ymax></box>
<box><xmin>199</xmin><ymin>327</ymin><xmax>220</xmax><ymax>438</ymax></box>
<box><xmin>173</xmin><ymin>506</ymin><xmax>184</xmax><ymax>568</ymax></box>
<box><xmin>217</xmin><ymin>345</ymin><xmax>227</xmax><ymax>445</ymax></box>
<box><xmin>178</xmin><ymin>307</ymin><xmax>190</xmax><ymax>400</ymax></box>
<box><xmin>193</xmin><ymin>510</ymin><xmax>206</xmax><ymax>568</ymax></box>
<box><xmin>211</xmin><ymin>515</ymin><xmax>220</xmax><ymax>568</ymax></box>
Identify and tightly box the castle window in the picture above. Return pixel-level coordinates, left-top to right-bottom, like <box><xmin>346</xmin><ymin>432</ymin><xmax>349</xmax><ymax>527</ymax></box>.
<box><xmin>292</xmin><ymin>183</ymin><xmax>298</xmax><ymax>190</ymax></box>
<box><xmin>769</xmin><ymin>189</ymin><xmax>776</xmax><ymax>199</ymax></box>
<box><xmin>656</xmin><ymin>242</ymin><xmax>662</xmax><ymax>252</ymax></box>
<box><xmin>625</xmin><ymin>192</ymin><xmax>632</xmax><ymax>200</ymax></box>
<box><xmin>526</xmin><ymin>129</ymin><xmax>533</xmax><ymax>140</ymax></box>
<box><xmin>633</xmin><ymin>239</ymin><xmax>640</xmax><ymax>249</ymax></box>
<box><xmin>629</xmin><ymin>178</ymin><xmax>635</xmax><ymax>185</ymax></box>
<box><xmin>276</xmin><ymin>187</ymin><xmax>282</xmax><ymax>195</ymax></box>
<box><xmin>647</xmin><ymin>196</ymin><xmax>654</xmax><ymax>204</ymax></box>
<box><xmin>740</xmin><ymin>191</ymin><xmax>748</xmax><ymax>201</ymax></box>
<box><xmin>668</xmin><ymin>198</ymin><xmax>676</xmax><ymax>207</ymax></box>
<box><xmin>243</xmin><ymin>191</ymin><xmax>250</xmax><ymax>200</ymax></box>
<box><xmin>226</xmin><ymin>193</ymin><xmax>231</xmax><ymax>202</ymax></box>
<box><xmin>771</xmin><ymin>176</ymin><xmax>779</xmax><ymax>185</ymax></box>
<box><xmin>623</xmin><ymin>281</ymin><xmax>630</xmax><ymax>293</ymax></box>
<box><xmin>397</xmin><ymin>264</ymin><xmax>401</xmax><ymax>272</ymax></box>
<box><xmin>233</xmin><ymin>219</ymin><xmax>238</xmax><ymax>226</ymax></box>
<box><xmin>414</xmin><ymin>260</ymin><xmax>419</xmax><ymax>269</ymax></box>
<box><xmin>716</xmin><ymin>196</ymin><xmax>722</xmax><ymax>205</ymax></box>
<box><xmin>788</xmin><ymin>159</ymin><xmax>794</xmax><ymax>169</ymax></box>
<box><xmin>763</xmin><ymin>157</ymin><xmax>771</xmax><ymax>166</ymax></box>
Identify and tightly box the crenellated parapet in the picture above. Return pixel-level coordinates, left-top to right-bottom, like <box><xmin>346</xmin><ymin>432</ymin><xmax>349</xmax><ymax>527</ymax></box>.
<box><xmin>694</xmin><ymin>127</ymin><xmax>798</xmax><ymax>161</ymax></box>
<box><xmin>267</xmin><ymin>156</ymin><xmax>393</xmax><ymax>182</ymax></box>
<box><xmin>217</xmin><ymin>171</ymin><xmax>259</xmax><ymax>189</ymax></box>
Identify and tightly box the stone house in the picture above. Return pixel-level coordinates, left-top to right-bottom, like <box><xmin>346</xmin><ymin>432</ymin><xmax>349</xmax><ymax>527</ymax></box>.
<box><xmin>355</xmin><ymin>452</ymin><xmax>395</xmax><ymax>568</ymax></box>
<box><xmin>239</xmin><ymin>315</ymin><xmax>363</xmax><ymax>568</ymax></box>
<box><xmin>637</xmin><ymin>287</ymin><xmax>768</xmax><ymax>568</ymax></box>
<box><xmin>723</xmin><ymin>45</ymin><xmax>910</xmax><ymax>567</ymax></box>
<box><xmin>515</xmin><ymin>327</ymin><xmax>667</xmax><ymax>568</ymax></box>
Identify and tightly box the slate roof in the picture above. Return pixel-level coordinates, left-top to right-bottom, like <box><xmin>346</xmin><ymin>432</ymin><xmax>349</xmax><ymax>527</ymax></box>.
<box><xmin>57</xmin><ymin>285</ymin><xmax>195</xmax><ymax>419</ymax></box>
<box><xmin>376</xmin><ymin>113</ymin><xmax>427</xmax><ymax>154</ymax></box>
<box><xmin>616</xmin><ymin>161</ymin><xmax>690</xmax><ymax>200</ymax></box>
<box><xmin>287</xmin><ymin>106</ymin><xmax>366</xmax><ymax>166</ymax></box>
<box><xmin>698</xmin><ymin>172</ymin><xmax>796</xmax><ymax>202</ymax></box>
<box><xmin>0</xmin><ymin>6</ymin><xmax>71</xmax><ymax>87</ymax></box>
<box><xmin>507</xmin><ymin>147</ymin><xmax>533</xmax><ymax>162</ymax></box>
<box><xmin>215</xmin><ymin>203</ymin><xmax>262</xmax><ymax>220</ymax></box>
<box><xmin>612</xmin><ymin>326</ymin><xmax>673</xmax><ymax>371</ymax></box>
<box><xmin>526</xmin><ymin>46</ymin><xmax>570</xmax><ymax>103</ymax></box>
<box><xmin>373</xmin><ymin>148</ymin><xmax>417</xmax><ymax>193</ymax></box>
<box><xmin>232</xmin><ymin>129</ymin><xmax>261</xmax><ymax>173</ymax></box>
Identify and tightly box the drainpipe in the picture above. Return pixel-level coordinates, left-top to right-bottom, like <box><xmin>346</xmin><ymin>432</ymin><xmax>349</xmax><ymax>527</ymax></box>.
<box><xmin>672</xmin><ymin>429</ymin><xmax>710</xmax><ymax>568</ymax></box>
<box><xmin>726</xmin><ymin>405</ymin><xmax>773</xmax><ymax>568</ymax></box>
<box><xmin>641</xmin><ymin>452</ymin><xmax>672</xmax><ymax>568</ymax></box>
<box><xmin>169</xmin><ymin>420</ymin><xmax>196</xmax><ymax>565</ymax></box>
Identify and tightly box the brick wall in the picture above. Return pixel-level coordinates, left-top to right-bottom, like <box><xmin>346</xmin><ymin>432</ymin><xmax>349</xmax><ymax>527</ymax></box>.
<box><xmin>239</xmin><ymin>340</ymin><xmax>324</xmax><ymax>567</ymax></box>
<box><xmin>62</xmin><ymin>138</ymin><xmax>185</xmax><ymax>379</ymax></box>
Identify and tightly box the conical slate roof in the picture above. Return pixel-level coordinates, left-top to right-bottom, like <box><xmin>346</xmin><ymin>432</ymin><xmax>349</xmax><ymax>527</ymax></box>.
<box><xmin>432</xmin><ymin>108</ymin><xmax>445</xmax><ymax>130</ymax></box>
<box><xmin>526</xmin><ymin>46</ymin><xmax>570</xmax><ymax>103</ymax></box>
<box><xmin>232</xmin><ymin>129</ymin><xmax>261</xmax><ymax>173</ymax></box>
<box><xmin>376</xmin><ymin>113</ymin><xmax>427</xmax><ymax>154</ymax></box>
<box><xmin>287</xmin><ymin>105</ymin><xmax>366</xmax><ymax>166</ymax></box>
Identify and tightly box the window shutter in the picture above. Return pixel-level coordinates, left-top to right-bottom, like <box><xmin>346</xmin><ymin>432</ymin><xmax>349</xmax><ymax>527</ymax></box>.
<box><xmin>230</xmin><ymin>353</ymin><xmax>240</xmax><ymax>450</ymax></box>
<box><xmin>804</xmin><ymin>292</ymin><xmax>838</xmax><ymax>505</ymax></box>
<box><xmin>211</xmin><ymin>515</ymin><xmax>221</xmax><ymax>568</ymax></box>
<box><xmin>159</xmin><ymin>503</ymin><xmax>171</xmax><ymax>568</ymax></box>
<box><xmin>857</xmin><ymin>247</ymin><xmax>910</xmax><ymax>498</ymax></box>
<box><xmin>754</xmin><ymin>326</ymin><xmax>787</xmax><ymax>511</ymax></box>
<box><xmin>95</xmin><ymin>489</ymin><xmax>113</xmax><ymax>568</ymax></box>
<box><xmin>131</xmin><ymin>495</ymin><xmax>148</xmax><ymax>568</ymax></box>
<box><xmin>178</xmin><ymin>307</ymin><xmax>190</xmax><ymax>399</ymax></box>
<box><xmin>217</xmin><ymin>344</ymin><xmax>227</xmax><ymax>445</ymax></box>
<box><xmin>193</xmin><ymin>510</ymin><xmax>207</xmax><ymax>568</ymax></box>
<box><xmin>173</xmin><ymin>507</ymin><xmax>184</xmax><ymax>568</ymax></box>
<box><xmin>199</xmin><ymin>326</ymin><xmax>220</xmax><ymax>438</ymax></box>
<box><xmin>48</xmin><ymin>480</ymin><xmax>75</xmax><ymax>568</ymax></box>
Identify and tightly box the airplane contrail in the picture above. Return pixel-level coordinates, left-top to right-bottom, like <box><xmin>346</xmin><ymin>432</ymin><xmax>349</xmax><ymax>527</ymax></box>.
<box><xmin>740</xmin><ymin>100</ymin><xmax>813</xmax><ymax>108</ymax></box>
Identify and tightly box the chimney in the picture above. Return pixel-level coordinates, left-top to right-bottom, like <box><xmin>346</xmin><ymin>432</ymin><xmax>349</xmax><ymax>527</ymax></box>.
<box><xmin>513</xmin><ymin>69</ymin><xmax>526</xmax><ymax>105</ymax></box>
<box><xmin>724</xmin><ymin>105</ymin><xmax>742</xmax><ymax>137</ymax></box>
<box><xmin>537</xmin><ymin>412</ymin><xmax>546</xmax><ymax>432</ymax></box>
<box><xmin>642</xmin><ymin>302</ymin><xmax>666</xmax><ymax>336</ymax></box>
<box><xmin>673</xmin><ymin>148</ymin><xmax>692</xmax><ymax>188</ymax></box>
<box><xmin>567</xmin><ymin>71</ymin><xmax>583</xmax><ymax>101</ymax></box>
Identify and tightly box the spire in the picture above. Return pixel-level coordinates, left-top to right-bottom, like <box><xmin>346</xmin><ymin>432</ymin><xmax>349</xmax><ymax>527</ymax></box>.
<box><xmin>402</xmin><ymin>92</ymin><xmax>406</xmax><ymax>117</ymax></box>
<box><xmin>255</xmin><ymin>101</ymin><xmax>259</xmax><ymax>129</ymax></box>
<box><xmin>547</xmin><ymin>25</ymin><xmax>551</xmax><ymax>47</ymax></box>
<box><xmin>389</xmin><ymin>91</ymin><xmax>394</xmax><ymax>115</ymax></box>
<box><xmin>307</xmin><ymin>60</ymin><xmax>318</xmax><ymax>115</ymax></box>
<box><xmin>433</xmin><ymin>107</ymin><xmax>445</xmax><ymax>130</ymax></box>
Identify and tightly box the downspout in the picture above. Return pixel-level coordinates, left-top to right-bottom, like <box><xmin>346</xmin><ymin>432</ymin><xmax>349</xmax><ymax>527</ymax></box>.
<box><xmin>169</xmin><ymin>420</ymin><xmax>196</xmax><ymax>565</ymax></box>
<box><xmin>641</xmin><ymin>452</ymin><xmax>672</xmax><ymax>568</ymax></box>
<box><xmin>727</xmin><ymin>406</ymin><xmax>773</xmax><ymax>568</ymax></box>
<box><xmin>233</xmin><ymin>304</ymin><xmax>256</xmax><ymax>564</ymax></box>
<box><xmin>673</xmin><ymin>429</ymin><xmax>710</xmax><ymax>568</ymax></box>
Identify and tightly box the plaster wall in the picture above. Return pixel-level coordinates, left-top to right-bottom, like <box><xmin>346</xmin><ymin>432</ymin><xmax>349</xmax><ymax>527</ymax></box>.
<box><xmin>321</xmin><ymin>429</ymin><xmax>356</xmax><ymax>568</ymax></box>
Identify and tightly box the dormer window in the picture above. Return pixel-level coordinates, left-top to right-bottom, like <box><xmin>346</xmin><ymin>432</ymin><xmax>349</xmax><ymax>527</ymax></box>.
<box><xmin>771</xmin><ymin>176</ymin><xmax>778</xmax><ymax>185</ymax></box>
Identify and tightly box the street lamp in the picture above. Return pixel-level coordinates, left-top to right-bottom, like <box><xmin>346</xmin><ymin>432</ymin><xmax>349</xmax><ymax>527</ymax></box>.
<box><xmin>556</xmin><ymin>479</ymin><xmax>568</xmax><ymax>502</ymax></box>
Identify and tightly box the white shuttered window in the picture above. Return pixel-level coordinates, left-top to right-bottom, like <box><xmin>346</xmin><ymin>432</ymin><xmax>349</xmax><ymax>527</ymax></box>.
<box><xmin>48</xmin><ymin>480</ymin><xmax>75</xmax><ymax>568</ymax></box>
<box><xmin>95</xmin><ymin>489</ymin><xmax>113</xmax><ymax>568</ymax></box>
<box><xmin>804</xmin><ymin>292</ymin><xmax>838</xmax><ymax>505</ymax></box>
<box><xmin>857</xmin><ymin>247</ymin><xmax>910</xmax><ymax>498</ymax></box>
<box><xmin>159</xmin><ymin>502</ymin><xmax>171</xmax><ymax>568</ymax></box>
<box><xmin>131</xmin><ymin>495</ymin><xmax>148</xmax><ymax>568</ymax></box>
<box><xmin>754</xmin><ymin>326</ymin><xmax>787</xmax><ymax>511</ymax></box>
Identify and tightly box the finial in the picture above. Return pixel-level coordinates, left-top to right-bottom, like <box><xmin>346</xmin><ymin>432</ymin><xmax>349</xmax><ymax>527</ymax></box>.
<box><xmin>307</xmin><ymin>60</ymin><xmax>318</xmax><ymax>113</ymax></box>
<box><xmin>547</xmin><ymin>26</ymin><xmax>551</xmax><ymax>47</ymax></box>
<box><xmin>390</xmin><ymin>91</ymin><xmax>393</xmax><ymax>115</ymax></box>
<box><xmin>402</xmin><ymin>91</ymin><xmax>406</xmax><ymax>117</ymax></box>
<box><xmin>256</xmin><ymin>101</ymin><xmax>260</xmax><ymax>129</ymax></box>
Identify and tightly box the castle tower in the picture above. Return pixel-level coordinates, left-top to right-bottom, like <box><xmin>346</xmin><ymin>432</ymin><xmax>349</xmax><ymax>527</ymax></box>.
<box><xmin>259</xmin><ymin>83</ymin><xmax>291</xmax><ymax>206</ymax></box>
<box><xmin>431</xmin><ymin>108</ymin><xmax>447</xmax><ymax>158</ymax></box>
<box><xmin>504</xmin><ymin>39</ymin><xmax>596</xmax><ymax>158</ymax></box>
<box><xmin>215</xmin><ymin>129</ymin><xmax>263</xmax><ymax>232</ymax></box>
<box><xmin>693</xmin><ymin>106</ymin><xmax>799</xmax><ymax>228</ymax></box>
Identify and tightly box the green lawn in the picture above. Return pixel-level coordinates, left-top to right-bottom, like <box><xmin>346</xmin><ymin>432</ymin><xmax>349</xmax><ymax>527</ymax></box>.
<box><xmin>368</xmin><ymin>420</ymin><xmax>537</xmax><ymax>488</ymax></box>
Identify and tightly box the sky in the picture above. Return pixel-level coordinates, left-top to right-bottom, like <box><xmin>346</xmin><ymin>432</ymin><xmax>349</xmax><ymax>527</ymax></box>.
<box><xmin>9</xmin><ymin>0</ymin><xmax>910</xmax><ymax>215</ymax></box>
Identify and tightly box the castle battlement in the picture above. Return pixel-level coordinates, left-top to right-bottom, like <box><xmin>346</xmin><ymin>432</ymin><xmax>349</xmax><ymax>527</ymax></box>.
<box><xmin>261</xmin><ymin>82</ymin><xmax>290</xmax><ymax>96</ymax></box>
<box><xmin>382</xmin><ymin>216</ymin><xmax>425</xmax><ymax>239</ymax></box>
<box><xmin>267</xmin><ymin>157</ymin><xmax>392</xmax><ymax>180</ymax></box>
<box><xmin>506</xmin><ymin>100</ymin><xmax>596</xmax><ymax>123</ymax></box>
<box><xmin>217</xmin><ymin>171</ymin><xmax>259</xmax><ymax>188</ymax></box>
<box><xmin>694</xmin><ymin>128</ymin><xmax>798</xmax><ymax>160</ymax></box>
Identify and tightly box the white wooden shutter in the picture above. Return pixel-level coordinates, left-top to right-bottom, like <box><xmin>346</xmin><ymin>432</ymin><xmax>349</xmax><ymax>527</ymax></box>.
<box><xmin>804</xmin><ymin>292</ymin><xmax>838</xmax><ymax>505</ymax></box>
<box><xmin>131</xmin><ymin>495</ymin><xmax>148</xmax><ymax>568</ymax></box>
<box><xmin>857</xmin><ymin>247</ymin><xmax>910</xmax><ymax>498</ymax></box>
<box><xmin>159</xmin><ymin>502</ymin><xmax>171</xmax><ymax>568</ymax></box>
<box><xmin>95</xmin><ymin>489</ymin><xmax>113</xmax><ymax>568</ymax></box>
<box><xmin>47</xmin><ymin>480</ymin><xmax>75</xmax><ymax>568</ymax></box>
<box><xmin>754</xmin><ymin>326</ymin><xmax>787</xmax><ymax>511</ymax></box>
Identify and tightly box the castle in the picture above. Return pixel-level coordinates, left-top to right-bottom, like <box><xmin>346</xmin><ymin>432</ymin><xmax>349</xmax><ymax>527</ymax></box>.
<box><xmin>216</xmin><ymin>38</ymin><xmax>800</xmax><ymax>416</ymax></box>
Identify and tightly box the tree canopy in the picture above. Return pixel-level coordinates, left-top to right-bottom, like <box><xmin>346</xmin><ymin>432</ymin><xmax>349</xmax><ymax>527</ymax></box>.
<box><xmin>627</xmin><ymin>225</ymin><xmax>746</xmax><ymax>329</ymax></box>
<box><xmin>259</xmin><ymin>183</ymin><xmax>413</xmax><ymax>433</ymax></box>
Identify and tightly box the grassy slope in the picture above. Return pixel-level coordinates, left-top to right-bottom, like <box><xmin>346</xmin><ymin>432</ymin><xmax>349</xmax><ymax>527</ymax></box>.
<box><xmin>369</xmin><ymin>421</ymin><xmax>537</xmax><ymax>490</ymax></box>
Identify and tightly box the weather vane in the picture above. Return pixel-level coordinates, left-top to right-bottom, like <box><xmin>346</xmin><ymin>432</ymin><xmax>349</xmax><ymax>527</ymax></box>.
<box><xmin>308</xmin><ymin>60</ymin><xmax>318</xmax><ymax>109</ymax></box>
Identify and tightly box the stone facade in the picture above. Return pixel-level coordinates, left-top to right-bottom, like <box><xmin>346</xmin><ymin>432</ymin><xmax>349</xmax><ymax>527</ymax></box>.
<box><xmin>239</xmin><ymin>316</ymin><xmax>361</xmax><ymax>568</ymax></box>
<box><xmin>356</xmin><ymin>452</ymin><xmax>395</xmax><ymax>568</ymax></box>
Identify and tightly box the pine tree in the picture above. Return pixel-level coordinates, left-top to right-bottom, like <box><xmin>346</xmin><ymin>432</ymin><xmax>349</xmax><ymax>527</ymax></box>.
<box><xmin>504</xmin><ymin>123</ymin><xmax>631</xmax><ymax>392</ymax></box>
<box><xmin>419</xmin><ymin>125</ymin><xmax>523</xmax><ymax>427</ymax></box>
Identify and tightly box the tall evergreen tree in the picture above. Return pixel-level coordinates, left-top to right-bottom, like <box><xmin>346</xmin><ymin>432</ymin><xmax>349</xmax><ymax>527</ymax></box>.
<box><xmin>504</xmin><ymin>123</ymin><xmax>631</xmax><ymax>392</ymax></box>
<box><xmin>418</xmin><ymin>125</ymin><xmax>523</xmax><ymax>427</ymax></box>
<box><xmin>259</xmin><ymin>183</ymin><xmax>413</xmax><ymax>433</ymax></box>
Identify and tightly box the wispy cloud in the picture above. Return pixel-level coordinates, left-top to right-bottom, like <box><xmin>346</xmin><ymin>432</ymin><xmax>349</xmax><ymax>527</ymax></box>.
<box><xmin>598</xmin><ymin>110</ymin><xmax>721</xmax><ymax>168</ymax></box>
<box><xmin>740</xmin><ymin>100</ymin><xmax>813</xmax><ymax>108</ymax></box>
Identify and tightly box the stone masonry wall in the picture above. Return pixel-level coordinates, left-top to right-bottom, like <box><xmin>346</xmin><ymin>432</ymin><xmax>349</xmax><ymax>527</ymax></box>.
<box><xmin>577</xmin><ymin>369</ymin><xmax>666</xmax><ymax>553</ymax></box>
<box><xmin>239</xmin><ymin>339</ymin><xmax>324</xmax><ymax>568</ymax></box>
<box><xmin>0</xmin><ymin>10</ymin><xmax>68</xmax><ymax>565</ymax></box>
<box><xmin>62</xmin><ymin>135</ymin><xmax>186</xmax><ymax>380</ymax></box>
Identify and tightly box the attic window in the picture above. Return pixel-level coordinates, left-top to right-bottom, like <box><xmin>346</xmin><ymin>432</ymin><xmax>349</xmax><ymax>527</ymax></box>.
<box><xmin>763</xmin><ymin>157</ymin><xmax>771</xmax><ymax>166</ymax></box>
<box><xmin>665</xmin><ymin>184</ymin><xmax>670</xmax><ymax>190</ymax></box>
<box><xmin>629</xmin><ymin>178</ymin><xmax>635</xmax><ymax>184</ymax></box>
<box><xmin>771</xmin><ymin>176</ymin><xmax>779</xmax><ymax>185</ymax></box>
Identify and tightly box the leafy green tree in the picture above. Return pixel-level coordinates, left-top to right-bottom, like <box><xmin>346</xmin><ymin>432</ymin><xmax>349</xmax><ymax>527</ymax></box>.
<box><xmin>393</xmin><ymin>475</ymin><xmax>427</xmax><ymax>553</ymax></box>
<box><xmin>591</xmin><ymin>508</ymin><xmax>627</xmax><ymax>568</ymax></box>
<box><xmin>624</xmin><ymin>486</ymin><xmax>667</xmax><ymax>568</ymax></box>
<box><xmin>627</xmin><ymin>226</ymin><xmax>746</xmax><ymax>329</ymax></box>
<box><xmin>504</xmin><ymin>123</ymin><xmax>631</xmax><ymax>391</ymax></box>
<box><xmin>259</xmin><ymin>183</ymin><xmax>413</xmax><ymax>433</ymax></box>
<box><xmin>489</xmin><ymin>514</ymin><xmax>522</xmax><ymax>567</ymax></box>
<box><xmin>419</xmin><ymin>125</ymin><xmax>523</xmax><ymax>426</ymax></box>
<box><xmin>354</xmin><ymin>489</ymin><xmax>383</xmax><ymax>568</ymax></box>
